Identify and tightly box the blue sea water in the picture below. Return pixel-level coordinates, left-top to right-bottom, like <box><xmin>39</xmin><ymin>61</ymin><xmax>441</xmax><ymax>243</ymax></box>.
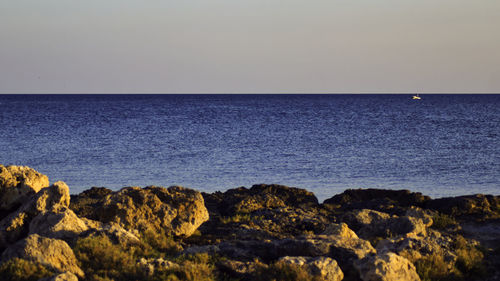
<box><xmin>0</xmin><ymin>94</ymin><xmax>498</xmax><ymax>201</ymax></box>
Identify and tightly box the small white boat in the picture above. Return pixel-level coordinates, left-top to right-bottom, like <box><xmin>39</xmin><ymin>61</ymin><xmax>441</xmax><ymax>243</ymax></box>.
<box><xmin>412</xmin><ymin>94</ymin><xmax>421</xmax><ymax>100</ymax></box>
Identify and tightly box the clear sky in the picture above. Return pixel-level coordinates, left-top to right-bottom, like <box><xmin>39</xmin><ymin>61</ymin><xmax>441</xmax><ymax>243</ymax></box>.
<box><xmin>1</xmin><ymin>0</ymin><xmax>499</xmax><ymax>93</ymax></box>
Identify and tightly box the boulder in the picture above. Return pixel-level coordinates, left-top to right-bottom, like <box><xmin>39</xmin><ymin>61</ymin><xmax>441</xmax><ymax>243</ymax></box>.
<box><xmin>1</xmin><ymin>234</ymin><xmax>84</xmax><ymax>278</ymax></box>
<box><xmin>323</xmin><ymin>189</ymin><xmax>430</xmax><ymax>215</ymax></box>
<box><xmin>0</xmin><ymin>165</ymin><xmax>49</xmax><ymax>212</ymax></box>
<box><xmin>0</xmin><ymin>182</ymin><xmax>71</xmax><ymax>249</ymax></box>
<box><xmin>28</xmin><ymin>209</ymin><xmax>90</xmax><ymax>240</ymax></box>
<box><xmin>279</xmin><ymin>256</ymin><xmax>344</xmax><ymax>281</ymax></box>
<box><xmin>38</xmin><ymin>272</ymin><xmax>79</xmax><ymax>281</ymax></box>
<box><xmin>71</xmin><ymin>186</ymin><xmax>209</xmax><ymax>237</ymax></box>
<box><xmin>355</xmin><ymin>252</ymin><xmax>420</xmax><ymax>281</ymax></box>
<box><xmin>341</xmin><ymin>209</ymin><xmax>429</xmax><ymax>240</ymax></box>
<box><xmin>425</xmin><ymin>194</ymin><xmax>500</xmax><ymax>220</ymax></box>
<box><xmin>203</xmin><ymin>184</ymin><xmax>319</xmax><ymax>216</ymax></box>
<box><xmin>322</xmin><ymin>222</ymin><xmax>359</xmax><ymax>239</ymax></box>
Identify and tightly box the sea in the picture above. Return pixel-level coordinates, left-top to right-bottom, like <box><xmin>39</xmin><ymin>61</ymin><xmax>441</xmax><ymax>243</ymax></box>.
<box><xmin>0</xmin><ymin>94</ymin><xmax>498</xmax><ymax>202</ymax></box>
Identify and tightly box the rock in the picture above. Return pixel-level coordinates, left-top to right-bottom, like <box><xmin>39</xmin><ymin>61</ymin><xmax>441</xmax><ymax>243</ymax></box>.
<box><xmin>137</xmin><ymin>257</ymin><xmax>179</xmax><ymax>276</ymax></box>
<box><xmin>342</xmin><ymin>209</ymin><xmax>392</xmax><ymax>232</ymax></box>
<box><xmin>0</xmin><ymin>182</ymin><xmax>71</xmax><ymax>249</ymax></box>
<box><xmin>1</xmin><ymin>234</ymin><xmax>84</xmax><ymax>278</ymax></box>
<box><xmin>0</xmin><ymin>165</ymin><xmax>49</xmax><ymax>213</ymax></box>
<box><xmin>29</xmin><ymin>209</ymin><xmax>89</xmax><ymax>240</ymax></box>
<box><xmin>355</xmin><ymin>252</ymin><xmax>420</xmax><ymax>281</ymax></box>
<box><xmin>341</xmin><ymin>209</ymin><xmax>429</xmax><ymax>240</ymax></box>
<box><xmin>322</xmin><ymin>223</ymin><xmax>359</xmax><ymax>239</ymax></box>
<box><xmin>203</xmin><ymin>184</ymin><xmax>319</xmax><ymax>216</ymax></box>
<box><xmin>71</xmin><ymin>185</ymin><xmax>209</xmax><ymax>237</ymax></box>
<box><xmin>324</xmin><ymin>189</ymin><xmax>430</xmax><ymax>215</ymax></box>
<box><xmin>69</xmin><ymin>187</ymin><xmax>112</xmax><ymax>219</ymax></box>
<box><xmin>425</xmin><ymin>194</ymin><xmax>500</xmax><ymax>220</ymax></box>
<box><xmin>38</xmin><ymin>271</ymin><xmax>79</xmax><ymax>281</ymax></box>
<box><xmin>279</xmin><ymin>256</ymin><xmax>344</xmax><ymax>281</ymax></box>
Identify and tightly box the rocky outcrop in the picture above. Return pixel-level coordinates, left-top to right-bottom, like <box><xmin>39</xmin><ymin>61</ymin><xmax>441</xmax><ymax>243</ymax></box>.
<box><xmin>355</xmin><ymin>252</ymin><xmax>420</xmax><ymax>281</ymax></box>
<box><xmin>324</xmin><ymin>189</ymin><xmax>430</xmax><ymax>215</ymax></box>
<box><xmin>0</xmin><ymin>181</ymin><xmax>72</xmax><ymax>249</ymax></box>
<box><xmin>1</xmin><ymin>234</ymin><xmax>84</xmax><ymax>278</ymax></box>
<box><xmin>203</xmin><ymin>184</ymin><xmax>319</xmax><ymax>216</ymax></box>
<box><xmin>425</xmin><ymin>194</ymin><xmax>500</xmax><ymax>220</ymax></box>
<box><xmin>279</xmin><ymin>256</ymin><xmax>344</xmax><ymax>281</ymax></box>
<box><xmin>0</xmin><ymin>165</ymin><xmax>49</xmax><ymax>213</ymax></box>
<box><xmin>71</xmin><ymin>185</ymin><xmax>209</xmax><ymax>237</ymax></box>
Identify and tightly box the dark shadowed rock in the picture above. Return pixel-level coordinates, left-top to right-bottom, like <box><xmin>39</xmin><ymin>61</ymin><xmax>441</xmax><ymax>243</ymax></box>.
<box><xmin>203</xmin><ymin>184</ymin><xmax>318</xmax><ymax>216</ymax></box>
<box><xmin>425</xmin><ymin>194</ymin><xmax>500</xmax><ymax>220</ymax></box>
<box><xmin>324</xmin><ymin>189</ymin><xmax>430</xmax><ymax>215</ymax></box>
<box><xmin>69</xmin><ymin>187</ymin><xmax>112</xmax><ymax>219</ymax></box>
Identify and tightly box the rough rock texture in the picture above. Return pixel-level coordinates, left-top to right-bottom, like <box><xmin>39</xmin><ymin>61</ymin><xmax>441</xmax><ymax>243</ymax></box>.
<box><xmin>324</xmin><ymin>189</ymin><xmax>430</xmax><ymax>215</ymax></box>
<box><xmin>71</xmin><ymin>185</ymin><xmax>209</xmax><ymax>237</ymax></box>
<box><xmin>279</xmin><ymin>256</ymin><xmax>344</xmax><ymax>281</ymax></box>
<box><xmin>355</xmin><ymin>252</ymin><xmax>421</xmax><ymax>281</ymax></box>
<box><xmin>341</xmin><ymin>209</ymin><xmax>430</xmax><ymax>240</ymax></box>
<box><xmin>0</xmin><ymin>181</ymin><xmax>71</xmax><ymax>249</ymax></box>
<box><xmin>203</xmin><ymin>184</ymin><xmax>319</xmax><ymax>216</ymax></box>
<box><xmin>29</xmin><ymin>209</ymin><xmax>90</xmax><ymax>240</ymax></box>
<box><xmin>376</xmin><ymin>229</ymin><xmax>458</xmax><ymax>270</ymax></box>
<box><xmin>425</xmin><ymin>194</ymin><xmax>500</xmax><ymax>220</ymax></box>
<box><xmin>38</xmin><ymin>272</ymin><xmax>79</xmax><ymax>281</ymax></box>
<box><xmin>322</xmin><ymin>223</ymin><xmax>359</xmax><ymax>239</ymax></box>
<box><xmin>1</xmin><ymin>234</ymin><xmax>84</xmax><ymax>278</ymax></box>
<box><xmin>0</xmin><ymin>165</ymin><xmax>49</xmax><ymax>213</ymax></box>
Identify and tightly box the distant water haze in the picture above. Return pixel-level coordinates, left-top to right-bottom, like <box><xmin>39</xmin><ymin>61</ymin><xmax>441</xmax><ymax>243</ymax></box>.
<box><xmin>0</xmin><ymin>94</ymin><xmax>498</xmax><ymax>202</ymax></box>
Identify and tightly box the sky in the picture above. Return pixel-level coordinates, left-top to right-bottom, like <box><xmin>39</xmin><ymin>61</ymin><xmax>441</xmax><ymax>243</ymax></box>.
<box><xmin>1</xmin><ymin>0</ymin><xmax>499</xmax><ymax>94</ymax></box>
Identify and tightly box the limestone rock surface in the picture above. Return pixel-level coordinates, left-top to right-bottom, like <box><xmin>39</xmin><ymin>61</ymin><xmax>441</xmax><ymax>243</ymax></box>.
<box><xmin>0</xmin><ymin>165</ymin><xmax>49</xmax><ymax>212</ymax></box>
<box><xmin>0</xmin><ymin>182</ymin><xmax>71</xmax><ymax>249</ymax></box>
<box><xmin>1</xmin><ymin>234</ymin><xmax>84</xmax><ymax>278</ymax></box>
<box><xmin>355</xmin><ymin>252</ymin><xmax>420</xmax><ymax>281</ymax></box>
<box><xmin>279</xmin><ymin>256</ymin><xmax>344</xmax><ymax>281</ymax></box>
<box><xmin>71</xmin><ymin>185</ymin><xmax>209</xmax><ymax>237</ymax></box>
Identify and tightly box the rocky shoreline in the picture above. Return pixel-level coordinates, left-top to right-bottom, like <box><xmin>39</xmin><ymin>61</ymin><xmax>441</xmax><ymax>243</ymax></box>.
<box><xmin>1</xmin><ymin>165</ymin><xmax>499</xmax><ymax>281</ymax></box>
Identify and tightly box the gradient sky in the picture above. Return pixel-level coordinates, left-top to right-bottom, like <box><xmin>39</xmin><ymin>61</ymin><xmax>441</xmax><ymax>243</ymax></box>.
<box><xmin>1</xmin><ymin>0</ymin><xmax>499</xmax><ymax>93</ymax></box>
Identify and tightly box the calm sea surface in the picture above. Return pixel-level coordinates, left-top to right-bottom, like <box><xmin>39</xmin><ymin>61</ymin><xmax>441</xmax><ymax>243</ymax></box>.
<box><xmin>0</xmin><ymin>94</ymin><xmax>498</xmax><ymax>201</ymax></box>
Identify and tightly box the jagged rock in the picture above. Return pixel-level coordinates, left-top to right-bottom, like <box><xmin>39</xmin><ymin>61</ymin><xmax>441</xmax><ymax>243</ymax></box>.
<box><xmin>0</xmin><ymin>165</ymin><xmax>49</xmax><ymax>213</ymax></box>
<box><xmin>203</xmin><ymin>184</ymin><xmax>319</xmax><ymax>216</ymax></box>
<box><xmin>69</xmin><ymin>187</ymin><xmax>112</xmax><ymax>219</ymax></box>
<box><xmin>324</xmin><ymin>189</ymin><xmax>430</xmax><ymax>215</ymax></box>
<box><xmin>322</xmin><ymin>222</ymin><xmax>359</xmax><ymax>239</ymax></box>
<box><xmin>71</xmin><ymin>186</ymin><xmax>209</xmax><ymax>237</ymax></box>
<box><xmin>1</xmin><ymin>234</ymin><xmax>84</xmax><ymax>278</ymax></box>
<box><xmin>355</xmin><ymin>252</ymin><xmax>420</xmax><ymax>281</ymax></box>
<box><xmin>425</xmin><ymin>194</ymin><xmax>500</xmax><ymax>220</ymax></box>
<box><xmin>29</xmin><ymin>209</ymin><xmax>90</xmax><ymax>240</ymax></box>
<box><xmin>342</xmin><ymin>209</ymin><xmax>392</xmax><ymax>232</ymax></box>
<box><xmin>341</xmin><ymin>209</ymin><xmax>429</xmax><ymax>240</ymax></box>
<box><xmin>376</xmin><ymin>229</ymin><xmax>457</xmax><ymax>272</ymax></box>
<box><xmin>0</xmin><ymin>182</ymin><xmax>71</xmax><ymax>249</ymax></box>
<box><xmin>279</xmin><ymin>256</ymin><xmax>344</xmax><ymax>281</ymax></box>
<box><xmin>38</xmin><ymin>271</ymin><xmax>79</xmax><ymax>281</ymax></box>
